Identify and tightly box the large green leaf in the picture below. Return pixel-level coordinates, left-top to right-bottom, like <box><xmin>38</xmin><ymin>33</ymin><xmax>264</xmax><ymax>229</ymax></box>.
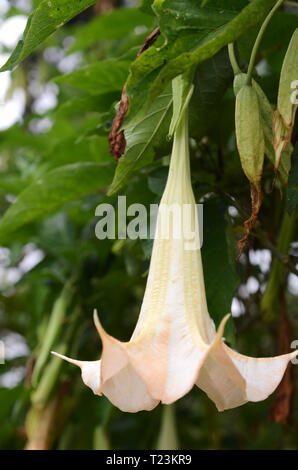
<box><xmin>109</xmin><ymin>49</ymin><xmax>234</xmax><ymax>195</ymax></box>
<box><xmin>54</xmin><ymin>59</ymin><xmax>130</xmax><ymax>95</ymax></box>
<box><xmin>108</xmin><ymin>88</ymin><xmax>172</xmax><ymax>195</ymax></box>
<box><xmin>54</xmin><ymin>92</ymin><xmax>119</xmax><ymax>118</ymax></box>
<box><xmin>202</xmin><ymin>197</ymin><xmax>239</xmax><ymax>344</ymax></box>
<box><xmin>0</xmin><ymin>0</ymin><xmax>99</xmax><ymax>72</ymax></box>
<box><xmin>43</xmin><ymin>135</ymin><xmax>111</xmax><ymax>167</ymax></box>
<box><xmin>125</xmin><ymin>0</ymin><xmax>277</xmax><ymax>123</ymax></box>
<box><xmin>0</xmin><ymin>162</ymin><xmax>114</xmax><ymax>242</ymax></box>
<box><xmin>189</xmin><ymin>48</ymin><xmax>233</xmax><ymax>138</ymax></box>
<box><xmin>0</xmin><ymin>387</ymin><xmax>23</xmax><ymax>421</ymax></box>
<box><xmin>69</xmin><ymin>7</ymin><xmax>154</xmax><ymax>52</ymax></box>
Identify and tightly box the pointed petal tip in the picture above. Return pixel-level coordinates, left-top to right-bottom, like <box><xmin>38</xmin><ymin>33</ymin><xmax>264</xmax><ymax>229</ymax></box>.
<box><xmin>216</xmin><ymin>313</ymin><xmax>231</xmax><ymax>339</ymax></box>
<box><xmin>93</xmin><ymin>308</ymin><xmax>99</xmax><ymax>324</ymax></box>
<box><xmin>93</xmin><ymin>308</ymin><xmax>104</xmax><ymax>335</ymax></box>
<box><xmin>51</xmin><ymin>350</ymin><xmax>64</xmax><ymax>359</ymax></box>
<box><xmin>51</xmin><ymin>351</ymin><xmax>82</xmax><ymax>368</ymax></box>
<box><xmin>93</xmin><ymin>308</ymin><xmax>113</xmax><ymax>343</ymax></box>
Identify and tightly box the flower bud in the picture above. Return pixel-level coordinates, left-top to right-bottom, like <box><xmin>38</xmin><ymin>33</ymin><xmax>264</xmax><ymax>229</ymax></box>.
<box><xmin>234</xmin><ymin>73</ymin><xmax>292</xmax><ymax>183</ymax></box>
<box><xmin>235</xmin><ymin>84</ymin><xmax>264</xmax><ymax>253</ymax></box>
<box><xmin>235</xmin><ymin>85</ymin><xmax>264</xmax><ymax>184</ymax></box>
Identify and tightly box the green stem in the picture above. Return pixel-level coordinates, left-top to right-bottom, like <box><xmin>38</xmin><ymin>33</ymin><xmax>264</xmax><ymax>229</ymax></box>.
<box><xmin>93</xmin><ymin>426</ymin><xmax>110</xmax><ymax>450</ymax></box>
<box><xmin>31</xmin><ymin>307</ymin><xmax>80</xmax><ymax>406</ymax></box>
<box><xmin>156</xmin><ymin>404</ymin><xmax>179</xmax><ymax>450</ymax></box>
<box><xmin>246</xmin><ymin>0</ymin><xmax>284</xmax><ymax>85</ymax></box>
<box><xmin>32</xmin><ymin>277</ymin><xmax>75</xmax><ymax>386</ymax></box>
<box><xmin>228</xmin><ymin>43</ymin><xmax>241</xmax><ymax>75</ymax></box>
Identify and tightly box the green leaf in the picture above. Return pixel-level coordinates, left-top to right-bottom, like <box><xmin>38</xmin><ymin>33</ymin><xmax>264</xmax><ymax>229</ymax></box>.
<box><xmin>69</xmin><ymin>7</ymin><xmax>154</xmax><ymax>52</ymax></box>
<box><xmin>259</xmin><ymin>12</ymin><xmax>298</xmax><ymax>53</ymax></box>
<box><xmin>0</xmin><ymin>0</ymin><xmax>98</xmax><ymax>72</ymax></box>
<box><xmin>147</xmin><ymin>166</ymin><xmax>169</xmax><ymax>196</ymax></box>
<box><xmin>202</xmin><ymin>197</ymin><xmax>239</xmax><ymax>344</ymax></box>
<box><xmin>0</xmin><ymin>386</ymin><xmax>23</xmax><ymax>421</ymax></box>
<box><xmin>189</xmin><ymin>48</ymin><xmax>233</xmax><ymax>137</ymax></box>
<box><xmin>44</xmin><ymin>135</ymin><xmax>111</xmax><ymax>166</ymax></box>
<box><xmin>237</xmin><ymin>12</ymin><xmax>298</xmax><ymax>68</ymax></box>
<box><xmin>0</xmin><ymin>162</ymin><xmax>114</xmax><ymax>242</ymax></box>
<box><xmin>140</xmin><ymin>0</ymin><xmax>155</xmax><ymax>16</ymax></box>
<box><xmin>109</xmin><ymin>49</ymin><xmax>234</xmax><ymax>196</ymax></box>
<box><xmin>54</xmin><ymin>59</ymin><xmax>130</xmax><ymax>95</ymax></box>
<box><xmin>288</xmin><ymin>143</ymin><xmax>298</xmax><ymax>213</ymax></box>
<box><xmin>125</xmin><ymin>0</ymin><xmax>277</xmax><ymax>122</ymax></box>
<box><xmin>108</xmin><ymin>88</ymin><xmax>172</xmax><ymax>195</ymax></box>
<box><xmin>54</xmin><ymin>92</ymin><xmax>119</xmax><ymax>118</ymax></box>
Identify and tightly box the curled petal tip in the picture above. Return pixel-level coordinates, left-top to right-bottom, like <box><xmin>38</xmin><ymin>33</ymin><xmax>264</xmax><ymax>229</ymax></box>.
<box><xmin>290</xmin><ymin>349</ymin><xmax>298</xmax><ymax>360</ymax></box>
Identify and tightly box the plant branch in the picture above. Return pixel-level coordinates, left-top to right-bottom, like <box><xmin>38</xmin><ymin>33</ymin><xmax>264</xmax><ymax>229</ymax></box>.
<box><xmin>218</xmin><ymin>190</ymin><xmax>298</xmax><ymax>275</ymax></box>
<box><xmin>253</xmin><ymin>229</ymin><xmax>298</xmax><ymax>276</ymax></box>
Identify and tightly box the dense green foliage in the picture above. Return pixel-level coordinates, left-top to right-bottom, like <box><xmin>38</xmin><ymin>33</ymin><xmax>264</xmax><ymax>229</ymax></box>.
<box><xmin>0</xmin><ymin>0</ymin><xmax>297</xmax><ymax>450</ymax></box>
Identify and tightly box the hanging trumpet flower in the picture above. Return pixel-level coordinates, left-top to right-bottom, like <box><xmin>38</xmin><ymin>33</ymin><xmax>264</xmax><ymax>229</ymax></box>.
<box><xmin>53</xmin><ymin>74</ymin><xmax>298</xmax><ymax>413</ymax></box>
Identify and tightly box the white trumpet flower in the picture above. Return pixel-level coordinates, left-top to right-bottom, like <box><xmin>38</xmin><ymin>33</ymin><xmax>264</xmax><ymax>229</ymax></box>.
<box><xmin>53</xmin><ymin>81</ymin><xmax>297</xmax><ymax>413</ymax></box>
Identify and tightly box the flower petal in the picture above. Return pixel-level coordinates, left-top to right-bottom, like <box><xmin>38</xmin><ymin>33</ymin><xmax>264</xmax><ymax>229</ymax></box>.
<box><xmin>95</xmin><ymin>304</ymin><xmax>209</xmax><ymax>406</ymax></box>
<box><xmin>196</xmin><ymin>348</ymin><xmax>247</xmax><ymax>411</ymax></box>
<box><xmin>125</xmin><ymin>282</ymin><xmax>212</xmax><ymax>404</ymax></box>
<box><xmin>101</xmin><ymin>362</ymin><xmax>159</xmax><ymax>412</ymax></box>
<box><xmin>93</xmin><ymin>311</ymin><xmax>159</xmax><ymax>412</ymax></box>
<box><xmin>196</xmin><ymin>333</ymin><xmax>298</xmax><ymax>411</ymax></box>
<box><xmin>222</xmin><ymin>345</ymin><xmax>298</xmax><ymax>403</ymax></box>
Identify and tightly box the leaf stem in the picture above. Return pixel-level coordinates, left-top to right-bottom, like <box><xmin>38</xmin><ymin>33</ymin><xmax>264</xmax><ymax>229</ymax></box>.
<box><xmin>228</xmin><ymin>43</ymin><xmax>241</xmax><ymax>75</ymax></box>
<box><xmin>246</xmin><ymin>0</ymin><xmax>284</xmax><ymax>85</ymax></box>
